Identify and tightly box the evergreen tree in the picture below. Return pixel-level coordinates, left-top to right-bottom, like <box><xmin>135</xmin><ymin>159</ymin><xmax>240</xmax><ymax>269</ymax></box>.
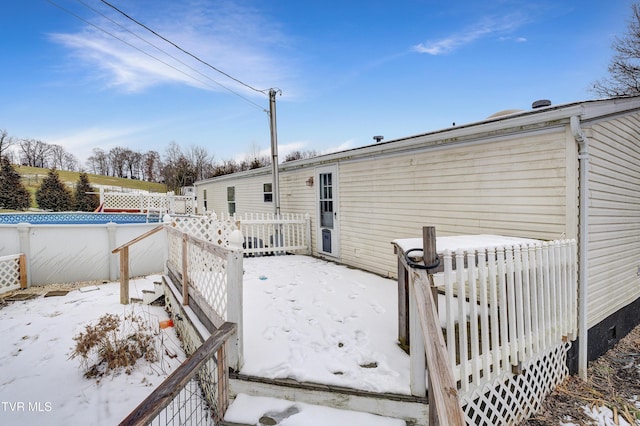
<box><xmin>35</xmin><ymin>168</ymin><xmax>73</xmax><ymax>211</ymax></box>
<box><xmin>0</xmin><ymin>156</ymin><xmax>31</xmax><ymax>210</ymax></box>
<box><xmin>74</xmin><ymin>172</ymin><xmax>99</xmax><ymax>212</ymax></box>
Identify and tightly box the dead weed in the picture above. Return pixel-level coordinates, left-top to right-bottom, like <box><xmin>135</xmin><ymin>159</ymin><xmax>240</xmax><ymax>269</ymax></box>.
<box><xmin>70</xmin><ymin>311</ymin><xmax>158</xmax><ymax>379</ymax></box>
<box><xmin>526</xmin><ymin>324</ymin><xmax>640</xmax><ymax>425</ymax></box>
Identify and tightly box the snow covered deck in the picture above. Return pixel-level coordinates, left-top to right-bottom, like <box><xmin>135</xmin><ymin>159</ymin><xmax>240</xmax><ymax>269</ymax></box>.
<box><xmin>240</xmin><ymin>255</ymin><xmax>410</xmax><ymax>395</ymax></box>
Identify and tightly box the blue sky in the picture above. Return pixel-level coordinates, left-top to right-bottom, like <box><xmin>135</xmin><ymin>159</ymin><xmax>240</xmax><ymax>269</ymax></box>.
<box><xmin>0</xmin><ymin>0</ymin><xmax>634</xmax><ymax>166</ymax></box>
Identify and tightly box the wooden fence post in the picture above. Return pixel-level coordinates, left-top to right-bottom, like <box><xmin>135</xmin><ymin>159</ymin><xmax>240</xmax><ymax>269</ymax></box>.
<box><xmin>19</xmin><ymin>253</ymin><xmax>27</xmax><ymax>289</ymax></box>
<box><xmin>422</xmin><ymin>226</ymin><xmax>439</xmax><ymax>425</ymax></box>
<box><xmin>397</xmin><ymin>254</ymin><xmax>409</xmax><ymax>351</ymax></box>
<box><xmin>120</xmin><ymin>247</ymin><xmax>129</xmax><ymax>305</ymax></box>
<box><xmin>216</xmin><ymin>344</ymin><xmax>229</xmax><ymax>422</ymax></box>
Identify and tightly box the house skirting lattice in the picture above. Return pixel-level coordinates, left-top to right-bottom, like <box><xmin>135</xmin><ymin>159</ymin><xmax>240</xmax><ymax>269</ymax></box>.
<box><xmin>460</xmin><ymin>342</ymin><xmax>570</xmax><ymax>425</ymax></box>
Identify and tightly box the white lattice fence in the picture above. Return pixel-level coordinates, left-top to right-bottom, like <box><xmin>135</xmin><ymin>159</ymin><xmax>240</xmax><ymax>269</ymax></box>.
<box><xmin>170</xmin><ymin>214</ymin><xmax>239</xmax><ymax>247</ymax></box>
<box><xmin>186</xmin><ymin>241</ymin><xmax>228</xmax><ymax>320</ymax></box>
<box><xmin>164</xmin><ymin>225</ymin><xmax>244</xmax><ymax>369</ymax></box>
<box><xmin>461</xmin><ymin>343</ymin><xmax>570</xmax><ymax>425</ymax></box>
<box><xmin>102</xmin><ymin>191</ymin><xmax>195</xmax><ymax>215</ymax></box>
<box><xmin>0</xmin><ymin>254</ymin><xmax>26</xmax><ymax>295</ymax></box>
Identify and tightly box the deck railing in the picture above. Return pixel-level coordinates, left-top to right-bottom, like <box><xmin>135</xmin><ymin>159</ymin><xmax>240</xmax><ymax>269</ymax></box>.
<box><xmin>165</xmin><ymin>225</ymin><xmax>244</xmax><ymax>370</ymax></box>
<box><xmin>0</xmin><ymin>253</ymin><xmax>27</xmax><ymax>295</ymax></box>
<box><xmin>395</xmin><ymin>227</ymin><xmax>578</xmax><ymax>425</ymax></box>
<box><xmin>120</xmin><ymin>322</ymin><xmax>237</xmax><ymax>426</ymax></box>
<box><xmin>440</xmin><ymin>239</ymin><xmax>577</xmax><ymax>393</ymax></box>
<box><xmin>173</xmin><ymin>212</ymin><xmax>310</xmax><ymax>256</ymax></box>
<box><xmin>217</xmin><ymin>212</ymin><xmax>311</xmax><ymax>256</ymax></box>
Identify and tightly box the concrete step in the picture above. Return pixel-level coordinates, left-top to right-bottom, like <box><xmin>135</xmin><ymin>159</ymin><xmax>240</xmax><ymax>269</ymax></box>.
<box><xmin>229</xmin><ymin>373</ymin><xmax>428</xmax><ymax>426</ymax></box>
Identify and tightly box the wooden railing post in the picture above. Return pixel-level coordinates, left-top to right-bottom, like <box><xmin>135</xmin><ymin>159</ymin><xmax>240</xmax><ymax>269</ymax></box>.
<box><xmin>112</xmin><ymin>224</ymin><xmax>166</xmax><ymax>305</ymax></box>
<box><xmin>422</xmin><ymin>226</ymin><xmax>439</xmax><ymax>425</ymax></box>
<box><xmin>216</xmin><ymin>344</ymin><xmax>229</xmax><ymax>422</ymax></box>
<box><xmin>19</xmin><ymin>253</ymin><xmax>27</xmax><ymax>289</ymax></box>
<box><xmin>414</xmin><ymin>274</ymin><xmax>465</xmax><ymax>426</ymax></box>
<box><xmin>397</xmin><ymin>249</ymin><xmax>409</xmax><ymax>351</ymax></box>
<box><xmin>120</xmin><ymin>246</ymin><xmax>129</xmax><ymax>305</ymax></box>
<box><xmin>181</xmin><ymin>233</ymin><xmax>189</xmax><ymax>306</ymax></box>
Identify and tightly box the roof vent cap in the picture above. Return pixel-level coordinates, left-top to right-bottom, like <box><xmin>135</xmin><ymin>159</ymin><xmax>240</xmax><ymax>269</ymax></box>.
<box><xmin>532</xmin><ymin>99</ymin><xmax>551</xmax><ymax>109</ymax></box>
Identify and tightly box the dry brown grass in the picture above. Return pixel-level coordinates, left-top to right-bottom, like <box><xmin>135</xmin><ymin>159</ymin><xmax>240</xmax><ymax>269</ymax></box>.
<box><xmin>526</xmin><ymin>324</ymin><xmax>640</xmax><ymax>425</ymax></box>
<box><xmin>70</xmin><ymin>311</ymin><xmax>158</xmax><ymax>379</ymax></box>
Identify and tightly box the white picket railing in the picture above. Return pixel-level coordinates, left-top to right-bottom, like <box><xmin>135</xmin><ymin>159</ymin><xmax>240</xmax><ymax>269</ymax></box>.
<box><xmin>438</xmin><ymin>240</ymin><xmax>578</xmax><ymax>394</ymax></box>
<box><xmin>396</xmin><ymin>232</ymin><xmax>578</xmax><ymax>425</ymax></box>
<box><xmin>216</xmin><ymin>212</ymin><xmax>311</xmax><ymax>256</ymax></box>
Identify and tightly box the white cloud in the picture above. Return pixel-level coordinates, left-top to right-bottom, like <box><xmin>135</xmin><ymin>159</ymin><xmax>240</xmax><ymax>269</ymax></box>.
<box><xmin>413</xmin><ymin>15</ymin><xmax>526</xmax><ymax>55</ymax></box>
<box><xmin>48</xmin><ymin>0</ymin><xmax>293</xmax><ymax>95</ymax></box>
<box><xmin>44</xmin><ymin>125</ymin><xmax>150</xmax><ymax>166</ymax></box>
<box><xmin>321</xmin><ymin>140</ymin><xmax>354</xmax><ymax>155</ymax></box>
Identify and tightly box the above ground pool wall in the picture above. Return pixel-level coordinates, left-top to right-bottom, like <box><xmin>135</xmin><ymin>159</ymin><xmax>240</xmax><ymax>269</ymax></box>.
<box><xmin>0</xmin><ymin>223</ymin><xmax>166</xmax><ymax>286</ymax></box>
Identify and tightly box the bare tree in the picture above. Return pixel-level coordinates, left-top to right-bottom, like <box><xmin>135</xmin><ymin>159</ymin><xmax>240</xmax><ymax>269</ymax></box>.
<box><xmin>108</xmin><ymin>147</ymin><xmax>128</xmax><ymax>178</ymax></box>
<box><xmin>593</xmin><ymin>3</ymin><xmax>640</xmax><ymax>97</ymax></box>
<box><xmin>212</xmin><ymin>158</ymin><xmax>241</xmax><ymax>176</ymax></box>
<box><xmin>48</xmin><ymin>144</ymin><xmax>78</xmax><ymax>171</ymax></box>
<box><xmin>87</xmin><ymin>148</ymin><xmax>110</xmax><ymax>176</ymax></box>
<box><xmin>162</xmin><ymin>142</ymin><xmax>197</xmax><ymax>191</ymax></box>
<box><xmin>284</xmin><ymin>149</ymin><xmax>319</xmax><ymax>162</ymax></box>
<box><xmin>0</xmin><ymin>129</ymin><xmax>14</xmax><ymax>159</ymax></box>
<box><xmin>240</xmin><ymin>142</ymin><xmax>270</xmax><ymax>171</ymax></box>
<box><xmin>142</xmin><ymin>150</ymin><xmax>161</xmax><ymax>182</ymax></box>
<box><xmin>120</xmin><ymin>149</ymin><xmax>142</xmax><ymax>179</ymax></box>
<box><xmin>187</xmin><ymin>145</ymin><xmax>214</xmax><ymax>181</ymax></box>
<box><xmin>19</xmin><ymin>138</ymin><xmax>51</xmax><ymax>168</ymax></box>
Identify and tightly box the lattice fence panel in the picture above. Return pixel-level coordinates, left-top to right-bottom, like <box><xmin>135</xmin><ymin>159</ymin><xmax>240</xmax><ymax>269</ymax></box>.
<box><xmin>461</xmin><ymin>342</ymin><xmax>570</xmax><ymax>425</ymax></box>
<box><xmin>188</xmin><ymin>244</ymin><xmax>227</xmax><ymax>320</ymax></box>
<box><xmin>0</xmin><ymin>254</ymin><xmax>21</xmax><ymax>295</ymax></box>
<box><xmin>170</xmin><ymin>196</ymin><xmax>196</xmax><ymax>215</ymax></box>
<box><xmin>146</xmin><ymin>195</ymin><xmax>168</xmax><ymax>211</ymax></box>
<box><xmin>167</xmin><ymin>232</ymin><xmax>184</xmax><ymax>275</ymax></box>
<box><xmin>103</xmin><ymin>192</ymin><xmax>195</xmax><ymax>215</ymax></box>
<box><xmin>171</xmin><ymin>214</ymin><xmax>238</xmax><ymax>247</ymax></box>
<box><xmin>104</xmin><ymin>193</ymin><xmax>144</xmax><ymax>211</ymax></box>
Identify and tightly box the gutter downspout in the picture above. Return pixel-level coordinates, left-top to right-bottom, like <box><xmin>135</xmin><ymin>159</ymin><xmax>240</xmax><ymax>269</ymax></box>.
<box><xmin>570</xmin><ymin>115</ymin><xmax>589</xmax><ymax>380</ymax></box>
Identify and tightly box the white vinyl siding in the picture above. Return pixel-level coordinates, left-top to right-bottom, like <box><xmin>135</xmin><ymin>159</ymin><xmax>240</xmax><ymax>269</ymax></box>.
<box><xmin>338</xmin><ymin>130</ymin><xmax>573</xmax><ymax>277</ymax></box>
<box><xmin>197</xmin><ymin>168</ymin><xmax>318</xmax><ymax>248</ymax></box>
<box><xmin>585</xmin><ymin>114</ymin><xmax>640</xmax><ymax>327</ymax></box>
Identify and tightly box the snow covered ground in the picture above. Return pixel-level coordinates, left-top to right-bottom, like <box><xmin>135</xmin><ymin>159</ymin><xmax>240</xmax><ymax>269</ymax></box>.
<box><xmin>240</xmin><ymin>255</ymin><xmax>410</xmax><ymax>395</ymax></box>
<box><xmin>1</xmin><ymin>253</ymin><xmax>631</xmax><ymax>425</ymax></box>
<box><xmin>0</xmin><ymin>276</ymin><xmax>184</xmax><ymax>426</ymax></box>
<box><xmin>0</xmin><ymin>257</ymin><xmax>410</xmax><ymax>426</ymax></box>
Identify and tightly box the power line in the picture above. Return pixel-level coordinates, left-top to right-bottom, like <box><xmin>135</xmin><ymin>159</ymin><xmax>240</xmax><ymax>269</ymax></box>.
<box><xmin>45</xmin><ymin>0</ymin><xmax>268</xmax><ymax>111</ymax></box>
<box><xmin>99</xmin><ymin>0</ymin><xmax>268</xmax><ymax>95</ymax></box>
<box><xmin>76</xmin><ymin>0</ymin><xmax>268</xmax><ymax>111</ymax></box>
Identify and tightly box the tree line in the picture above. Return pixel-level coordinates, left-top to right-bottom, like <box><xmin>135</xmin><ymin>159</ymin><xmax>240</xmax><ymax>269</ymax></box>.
<box><xmin>0</xmin><ymin>129</ymin><xmax>318</xmax><ymax>193</ymax></box>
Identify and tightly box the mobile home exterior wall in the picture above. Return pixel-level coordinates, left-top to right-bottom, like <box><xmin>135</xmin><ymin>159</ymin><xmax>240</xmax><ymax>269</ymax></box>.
<box><xmin>585</xmin><ymin>113</ymin><xmax>640</xmax><ymax>328</ymax></box>
<box><xmin>195</xmin><ymin>97</ymin><xmax>640</xmax><ymax>360</ymax></box>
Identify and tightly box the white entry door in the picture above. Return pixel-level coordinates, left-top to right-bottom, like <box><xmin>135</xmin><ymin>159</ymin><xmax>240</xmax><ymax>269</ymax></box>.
<box><xmin>316</xmin><ymin>165</ymin><xmax>339</xmax><ymax>257</ymax></box>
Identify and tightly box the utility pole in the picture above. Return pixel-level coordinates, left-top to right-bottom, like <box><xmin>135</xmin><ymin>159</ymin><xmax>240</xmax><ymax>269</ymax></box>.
<box><xmin>269</xmin><ymin>88</ymin><xmax>281</xmax><ymax>216</ymax></box>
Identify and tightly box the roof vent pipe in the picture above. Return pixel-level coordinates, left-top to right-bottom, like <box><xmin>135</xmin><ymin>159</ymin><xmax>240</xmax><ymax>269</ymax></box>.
<box><xmin>532</xmin><ymin>99</ymin><xmax>552</xmax><ymax>109</ymax></box>
<box><xmin>373</xmin><ymin>135</ymin><xmax>384</xmax><ymax>143</ymax></box>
